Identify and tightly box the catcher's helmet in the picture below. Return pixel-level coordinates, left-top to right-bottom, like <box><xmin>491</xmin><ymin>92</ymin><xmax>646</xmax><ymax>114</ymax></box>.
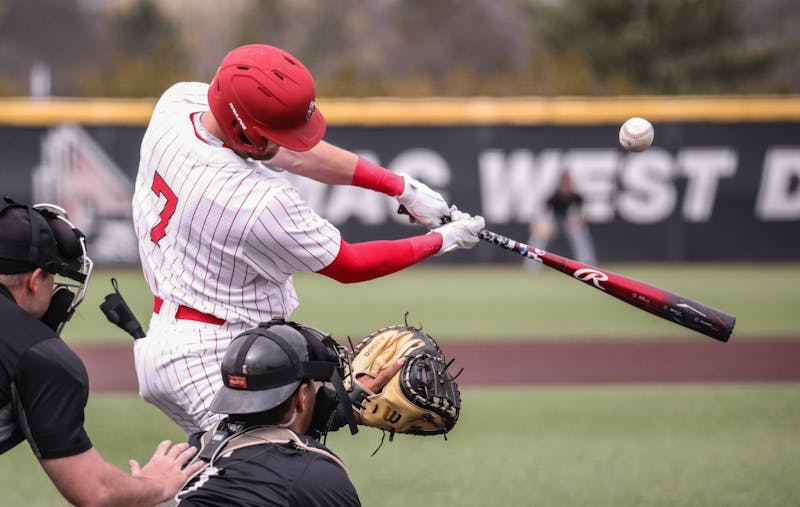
<box><xmin>207</xmin><ymin>44</ymin><xmax>326</xmax><ymax>154</ymax></box>
<box><xmin>210</xmin><ymin>318</ymin><xmax>346</xmax><ymax>416</ymax></box>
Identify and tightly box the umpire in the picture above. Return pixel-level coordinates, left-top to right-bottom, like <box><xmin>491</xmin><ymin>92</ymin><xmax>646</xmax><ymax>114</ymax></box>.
<box><xmin>0</xmin><ymin>198</ymin><xmax>202</xmax><ymax>506</ymax></box>
<box><xmin>169</xmin><ymin>318</ymin><xmax>401</xmax><ymax>507</ymax></box>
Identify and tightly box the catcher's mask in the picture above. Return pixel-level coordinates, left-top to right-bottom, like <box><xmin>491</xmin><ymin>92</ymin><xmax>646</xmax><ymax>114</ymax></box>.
<box><xmin>211</xmin><ymin>318</ymin><xmax>357</xmax><ymax>435</ymax></box>
<box><xmin>0</xmin><ymin>198</ymin><xmax>93</xmax><ymax>333</ymax></box>
<box><xmin>207</xmin><ymin>44</ymin><xmax>326</xmax><ymax>154</ymax></box>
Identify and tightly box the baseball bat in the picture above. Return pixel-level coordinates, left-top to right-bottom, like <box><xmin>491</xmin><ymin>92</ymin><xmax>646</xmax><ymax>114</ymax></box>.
<box><xmin>478</xmin><ymin>229</ymin><xmax>735</xmax><ymax>342</ymax></box>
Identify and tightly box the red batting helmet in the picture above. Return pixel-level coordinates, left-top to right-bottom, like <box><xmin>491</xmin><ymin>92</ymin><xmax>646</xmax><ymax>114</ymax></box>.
<box><xmin>208</xmin><ymin>44</ymin><xmax>326</xmax><ymax>153</ymax></box>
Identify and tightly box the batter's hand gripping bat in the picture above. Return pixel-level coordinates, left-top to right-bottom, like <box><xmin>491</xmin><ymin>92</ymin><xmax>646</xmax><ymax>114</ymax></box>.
<box><xmin>479</xmin><ymin>229</ymin><xmax>735</xmax><ymax>342</ymax></box>
<box><xmin>397</xmin><ymin>205</ymin><xmax>735</xmax><ymax>342</ymax></box>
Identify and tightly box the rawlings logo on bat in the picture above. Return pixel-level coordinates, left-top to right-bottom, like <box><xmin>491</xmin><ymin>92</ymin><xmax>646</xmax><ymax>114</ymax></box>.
<box><xmin>573</xmin><ymin>268</ymin><xmax>609</xmax><ymax>291</ymax></box>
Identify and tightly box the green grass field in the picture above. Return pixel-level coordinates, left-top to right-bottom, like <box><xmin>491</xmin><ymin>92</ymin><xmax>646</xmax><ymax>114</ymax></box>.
<box><xmin>2</xmin><ymin>385</ymin><xmax>798</xmax><ymax>507</ymax></box>
<box><xmin>4</xmin><ymin>262</ymin><xmax>797</xmax><ymax>505</ymax></box>
<box><xmin>63</xmin><ymin>262</ymin><xmax>800</xmax><ymax>345</ymax></box>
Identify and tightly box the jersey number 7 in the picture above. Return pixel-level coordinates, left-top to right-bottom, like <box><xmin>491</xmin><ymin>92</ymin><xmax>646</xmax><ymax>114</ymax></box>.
<box><xmin>150</xmin><ymin>171</ymin><xmax>178</xmax><ymax>244</ymax></box>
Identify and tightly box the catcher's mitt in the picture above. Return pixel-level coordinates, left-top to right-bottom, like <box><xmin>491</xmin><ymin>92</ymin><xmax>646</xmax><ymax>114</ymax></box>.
<box><xmin>345</xmin><ymin>321</ymin><xmax>461</xmax><ymax>437</ymax></box>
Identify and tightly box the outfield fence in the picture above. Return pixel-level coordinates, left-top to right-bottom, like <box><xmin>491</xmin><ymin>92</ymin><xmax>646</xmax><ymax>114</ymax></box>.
<box><xmin>2</xmin><ymin>96</ymin><xmax>799</xmax><ymax>263</ymax></box>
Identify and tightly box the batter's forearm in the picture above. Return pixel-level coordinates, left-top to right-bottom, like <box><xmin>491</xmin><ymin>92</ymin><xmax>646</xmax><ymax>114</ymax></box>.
<box><xmin>270</xmin><ymin>141</ymin><xmax>405</xmax><ymax>196</ymax></box>
<box><xmin>270</xmin><ymin>141</ymin><xmax>359</xmax><ymax>185</ymax></box>
<box><xmin>317</xmin><ymin>235</ymin><xmax>442</xmax><ymax>283</ymax></box>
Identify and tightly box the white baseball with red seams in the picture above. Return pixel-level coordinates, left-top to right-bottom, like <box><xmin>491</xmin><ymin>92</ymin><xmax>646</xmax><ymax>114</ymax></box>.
<box><xmin>132</xmin><ymin>82</ymin><xmax>341</xmax><ymax>434</ymax></box>
<box><xmin>619</xmin><ymin>117</ymin><xmax>655</xmax><ymax>152</ymax></box>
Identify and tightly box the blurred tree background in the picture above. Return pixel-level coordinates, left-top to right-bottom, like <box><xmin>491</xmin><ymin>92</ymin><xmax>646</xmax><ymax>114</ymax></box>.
<box><xmin>0</xmin><ymin>0</ymin><xmax>798</xmax><ymax>98</ymax></box>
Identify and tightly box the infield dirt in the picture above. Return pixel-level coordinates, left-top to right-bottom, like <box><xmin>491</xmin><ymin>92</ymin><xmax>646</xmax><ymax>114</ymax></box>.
<box><xmin>76</xmin><ymin>337</ymin><xmax>800</xmax><ymax>392</ymax></box>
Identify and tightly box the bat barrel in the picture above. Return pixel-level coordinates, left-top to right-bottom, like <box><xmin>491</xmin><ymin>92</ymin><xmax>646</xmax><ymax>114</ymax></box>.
<box><xmin>660</xmin><ymin>295</ymin><xmax>736</xmax><ymax>342</ymax></box>
<box><xmin>477</xmin><ymin>229</ymin><xmax>735</xmax><ymax>342</ymax></box>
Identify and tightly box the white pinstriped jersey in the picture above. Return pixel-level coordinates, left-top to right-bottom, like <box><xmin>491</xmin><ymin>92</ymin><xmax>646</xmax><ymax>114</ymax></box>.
<box><xmin>132</xmin><ymin>82</ymin><xmax>343</xmax><ymax>433</ymax></box>
<box><xmin>133</xmin><ymin>82</ymin><xmax>341</xmax><ymax>325</ymax></box>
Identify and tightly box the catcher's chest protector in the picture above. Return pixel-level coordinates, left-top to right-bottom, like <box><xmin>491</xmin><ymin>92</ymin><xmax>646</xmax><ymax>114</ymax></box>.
<box><xmin>158</xmin><ymin>427</ymin><xmax>349</xmax><ymax>507</ymax></box>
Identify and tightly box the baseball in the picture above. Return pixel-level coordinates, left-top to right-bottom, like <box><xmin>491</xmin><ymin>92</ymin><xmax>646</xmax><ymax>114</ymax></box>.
<box><xmin>619</xmin><ymin>117</ymin><xmax>654</xmax><ymax>152</ymax></box>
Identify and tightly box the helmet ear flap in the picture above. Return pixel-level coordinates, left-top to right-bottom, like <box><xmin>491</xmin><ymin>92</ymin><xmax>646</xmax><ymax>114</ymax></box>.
<box><xmin>271</xmin><ymin>318</ymin><xmax>338</xmax><ymax>364</ymax></box>
<box><xmin>300</xmin><ymin>326</ymin><xmax>339</xmax><ymax>363</ymax></box>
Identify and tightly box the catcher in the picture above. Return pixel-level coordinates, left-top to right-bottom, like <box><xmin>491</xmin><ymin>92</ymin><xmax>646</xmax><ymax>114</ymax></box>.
<box><xmin>166</xmin><ymin>318</ymin><xmax>461</xmax><ymax>507</ymax></box>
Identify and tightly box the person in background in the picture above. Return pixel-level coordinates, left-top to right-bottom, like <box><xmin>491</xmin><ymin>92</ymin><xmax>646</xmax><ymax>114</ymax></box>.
<box><xmin>526</xmin><ymin>170</ymin><xmax>596</xmax><ymax>272</ymax></box>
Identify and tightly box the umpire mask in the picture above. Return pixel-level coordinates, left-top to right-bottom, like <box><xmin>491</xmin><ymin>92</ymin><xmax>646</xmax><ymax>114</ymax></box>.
<box><xmin>211</xmin><ymin>318</ymin><xmax>357</xmax><ymax>437</ymax></box>
<box><xmin>0</xmin><ymin>198</ymin><xmax>93</xmax><ymax>333</ymax></box>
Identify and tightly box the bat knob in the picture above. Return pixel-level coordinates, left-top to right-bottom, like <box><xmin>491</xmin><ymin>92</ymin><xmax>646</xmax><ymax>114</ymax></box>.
<box><xmin>397</xmin><ymin>205</ymin><xmax>452</xmax><ymax>226</ymax></box>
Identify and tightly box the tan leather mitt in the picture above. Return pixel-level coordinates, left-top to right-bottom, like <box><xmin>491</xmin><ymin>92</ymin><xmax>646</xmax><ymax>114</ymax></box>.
<box><xmin>345</xmin><ymin>324</ymin><xmax>461</xmax><ymax>437</ymax></box>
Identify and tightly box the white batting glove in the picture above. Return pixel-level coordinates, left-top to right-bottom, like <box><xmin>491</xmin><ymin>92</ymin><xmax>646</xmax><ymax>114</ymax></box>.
<box><xmin>396</xmin><ymin>174</ymin><xmax>451</xmax><ymax>228</ymax></box>
<box><xmin>432</xmin><ymin>207</ymin><xmax>486</xmax><ymax>255</ymax></box>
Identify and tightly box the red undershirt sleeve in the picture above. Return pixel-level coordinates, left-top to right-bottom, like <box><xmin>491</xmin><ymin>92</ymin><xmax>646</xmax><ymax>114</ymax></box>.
<box><xmin>350</xmin><ymin>157</ymin><xmax>405</xmax><ymax>196</ymax></box>
<box><xmin>317</xmin><ymin>234</ymin><xmax>443</xmax><ymax>283</ymax></box>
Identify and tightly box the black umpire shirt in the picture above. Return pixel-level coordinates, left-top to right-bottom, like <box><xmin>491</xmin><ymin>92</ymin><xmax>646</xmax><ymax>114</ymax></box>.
<box><xmin>177</xmin><ymin>430</ymin><xmax>360</xmax><ymax>507</ymax></box>
<box><xmin>0</xmin><ymin>284</ymin><xmax>92</xmax><ymax>459</ymax></box>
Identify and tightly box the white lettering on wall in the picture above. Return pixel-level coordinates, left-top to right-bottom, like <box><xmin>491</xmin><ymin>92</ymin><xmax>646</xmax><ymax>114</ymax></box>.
<box><xmin>288</xmin><ymin>144</ymin><xmax>795</xmax><ymax>227</ymax></box>
<box><xmin>618</xmin><ymin>148</ymin><xmax>676</xmax><ymax>223</ymax></box>
<box><xmin>480</xmin><ymin>147</ymin><xmax>743</xmax><ymax>225</ymax></box>
<box><xmin>678</xmin><ymin>148</ymin><xmax>737</xmax><ymax>222</ymax></box>
<box><xmin>388</xmin><ymin>148</ymin><xmax>451</xmax><ymax>224</ymax></box>
<box><xmin>563</xmin><ymin>149</ymin><xmax>619</xmax><ymax>222</ymax></box>
<box><xmin>756</xmin><ymin>147</ymin><xmax>800</xmax><ymax>220</ymax></box>
<box><xmin>289</xmin><ymin>150</ymin><xmax>453</xmax><ymax>225</ymax></box>
<box><xmin>478</xmin><ymin>149</ymin><xmax>561</xmax><ymax>222</ymax></box>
